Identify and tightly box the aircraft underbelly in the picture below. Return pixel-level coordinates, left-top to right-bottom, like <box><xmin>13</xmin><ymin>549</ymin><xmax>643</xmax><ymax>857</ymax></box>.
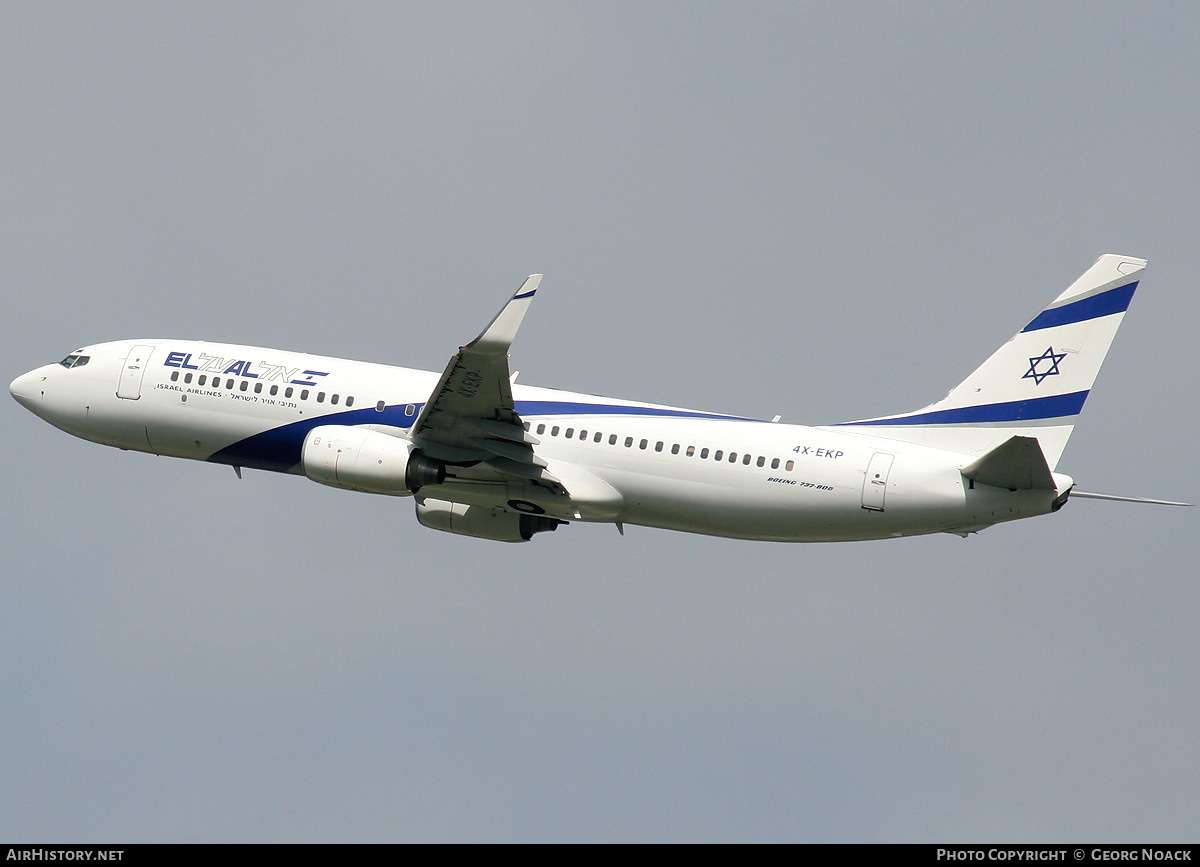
<box><xmin>604</xmin><ymin>470</ymin><xmax>871</xmax><ymax>541</ymax></box>
<box><xmin>603</xmin><ymin>456</ymin><xmax>1053</xmax><ymax>541</ymax></box>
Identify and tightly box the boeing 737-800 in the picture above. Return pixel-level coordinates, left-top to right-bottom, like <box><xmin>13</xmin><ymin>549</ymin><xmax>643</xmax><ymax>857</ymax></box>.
<box><xmin>9</xmin><ymin>255</ymin><xmax>1187</xmax><ymax>542</ymax></box>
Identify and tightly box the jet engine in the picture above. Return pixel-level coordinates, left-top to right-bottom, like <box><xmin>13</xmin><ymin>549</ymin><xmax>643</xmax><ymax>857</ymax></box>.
<box><xmin>302</xmin><ymin>425</ymin><xmax>446</xmax><ymax>495</ymax></box>
<box><xmin>415</xmin><ymin>497</ymin><xmax>564</xmax><ymax>542</ymax></box>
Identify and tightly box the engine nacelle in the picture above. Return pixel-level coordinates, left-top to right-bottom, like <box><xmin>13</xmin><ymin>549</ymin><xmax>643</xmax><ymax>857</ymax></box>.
<box><xmin>415</xmin><ymin>498</ymin><xmax>564</xmax><ymax>543</ymax></box>
<box><xmin>302</xmin><ymin>425</ymin><xmax>421</xmax><ymax>495</ymax></box>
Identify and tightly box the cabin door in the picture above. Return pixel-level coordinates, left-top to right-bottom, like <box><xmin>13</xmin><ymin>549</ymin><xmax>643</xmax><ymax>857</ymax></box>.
<box><xmin>861</xmin><ymin>452</ymin><xmax>895</xmax><ymax>512</ymax></box>
<box><xmin>116</xmin><ymin>345</ymin><xmax>155</xmax><ymax>400</ymax></box>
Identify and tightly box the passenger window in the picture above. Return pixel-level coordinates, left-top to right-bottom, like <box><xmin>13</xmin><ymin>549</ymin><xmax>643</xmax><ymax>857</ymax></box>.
<box><xmin>771</xmin><ymin>458</ymin><xmax>780</xmax><ymax>469</ymax></box>
<box><xmin>226</xmin><ymin>379</ymin><xmax>234</xmax><ymax>389</ymax></box>
<box><xmin>184</xmin><ymin>373</ymin><xmax>193</xmax><ymax>384</ymax></box>
<box><xmin>785</xmin><ymin>460</ymin><xmax>794</xmax><ymax>471</ymax></box>
<box><xmin>316</xmin><ymin>392</ymin><xmax>325</xmax><ymax>403</ymax></box>
<box><xmin>170</xmin><ymin>371</ymin><xmax>179</xmax><ymax>381</ymax></box>
<box><xmin>700</xmin><ymin>448</ymin><xmax>709</xmax><ymax>459</ymax></box>
<box><xmin>686</xmin><ymin>445</ymin><xmax>695</xmax><ymax>457</ymax></box>
<box><xmin>270</xmin><ymin>385</ymin><xmax>278</xmax><ymax>396</ymax></box>
<box><xmin>198</xmin><ymin>375</ymin><xmax>207</xmax><ymax>386</ymax></box>
<box><xmin>609</xmin><ymin>434</ymin><xmax>617</xmax><ymax>445</ymax></box>
<box><xmin>552</xmin><ymin>426</ymin><xmax>560</xmax><ymax>436</ymax></box>
<box><xmin>639</xmin><ymin>439</ymin><xmax>648</xmax><ymax>450</ymax></box>
<box><xmin>537</xmin><ymin>424</ymin><xmax>546</xmax><ymax>435</ymax></box>
<box><xmin>743</xmin><ymin>454</ymin><xmax>752</xmax><ymax>465</ymax></box>
<box><xmin>565</xmin><ymin>428</ymin><xmax>574</xmax><ymax>438</ymax></box>
<box><xmin>594</xmin><ymin>432</ymin><xmax>602</xmax><ymax>443</ymax></box>
<box><xmin>405</xmin><ymin>404</ymin><xmax>416</xmax><ymax>416</ymax></box>
<box><xmin>524</xmin><ymin>422</ymin><xmax>531</xmax><ymax>431</ymax></box>
<box><xmin>756</xmin><ymin>456</ymin><xmax>765</xmax><ymax>467</ymax></box>
<box><xmin>253</xmin><ymin>382</ymin><xmax>261</xmax><ymax>393</ymax></box>
<box><xmin>346</xmin><ymin>396</ymin><xmax>354</xmax><ymax>407</ymax></box>
<box><xmin>671</xmin><ymin>444</ymin><xmax>680</xmax><ymax>455</ymax></box>
<box><xmin>729</xmin><ymin>452</ymin><xmax>737</xmax><ymax>463</ymax></box>
<box><xmin>654</xmin><ymin>441</ymin><xmax>663</xmax><ymax>452</ymax></box>
<box><xmin>239</xmin><ymin>381</ymin><xmax>248</xmax><ymax>392</ymax></box>
<box><xmin>714</xmin><ymin>450</ymin><xmax>723</xmax><ymax>461</ymax></box>
<box><xmin>579</xmin><ymin>429</ymin><xmax>588</xmax><ymax>440</ymax></box>
<box><xmin>625</xmin><ymin>437</ymin><xmax>633</xmax><ymax>448</ymax></box>
<box><xmin>331</xmin><ymin>394</ymin><xmax>339</xmax><ymax>405</ymax></box>
<box><xmin>286</xmin><ymin>387</ymin><xmax>294</xmax><ymax>398</ymax></box>
<box><xmin>375</xmin><ymin>400</ymin><xmax>385</xmax><ymax>411</ymax></box>
<box><xmin>301</xmin><ymin>389</ymin><xmax>309</xmax><ymax>400</ymax></box>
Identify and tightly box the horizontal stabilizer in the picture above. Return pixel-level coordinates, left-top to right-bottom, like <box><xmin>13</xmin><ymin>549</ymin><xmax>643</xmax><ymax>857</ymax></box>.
<box><xmin>961</xmin><ymin>435</ymin><xmax>1055</xmax><ymax>491</ymax></box>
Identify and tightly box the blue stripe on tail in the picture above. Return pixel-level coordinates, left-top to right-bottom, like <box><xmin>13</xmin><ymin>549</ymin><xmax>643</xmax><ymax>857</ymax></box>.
<box><xmin>839</xmin><ymin>390</ymin><xmax>1090</xmax><ymax>427</ymax></box>
<box><xmin>1021</xmin><ymin>282</ymin><xmax>1137</xmax><ymax>333</ymax></box>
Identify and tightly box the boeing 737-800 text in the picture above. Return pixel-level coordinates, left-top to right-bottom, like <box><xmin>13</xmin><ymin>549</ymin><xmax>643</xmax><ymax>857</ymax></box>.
<box><xmin>9</xmin><ymin>255</ymin><xmax>1187</xmax><ymax>543</ymax></box>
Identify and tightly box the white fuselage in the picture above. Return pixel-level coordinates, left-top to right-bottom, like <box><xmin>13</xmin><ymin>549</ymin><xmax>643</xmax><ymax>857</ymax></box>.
<box><xmin>10</xmin><ymin>338</ymin><xmax>1068</xmax><ymax>542</ymax></box>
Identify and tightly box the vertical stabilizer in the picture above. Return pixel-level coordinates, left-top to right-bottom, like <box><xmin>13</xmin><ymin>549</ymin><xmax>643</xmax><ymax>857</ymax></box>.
<box><xmin>832</xmin><ymin>255</ymin><xmax>1145</xmax><ymax>468</ymax></box>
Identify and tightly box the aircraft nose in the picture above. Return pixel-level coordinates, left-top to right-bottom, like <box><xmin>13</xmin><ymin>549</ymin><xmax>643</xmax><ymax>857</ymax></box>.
<box><xmin>10</xmin><ymin>369</ymin><xmax>44</xmax><ymax>411</ymax></box>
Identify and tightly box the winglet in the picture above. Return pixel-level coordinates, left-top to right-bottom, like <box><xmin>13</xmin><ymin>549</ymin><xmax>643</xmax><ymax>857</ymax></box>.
<box><xmin>468</xmin><ymin>274</ymin><xmax>543</xmax><ymax>356</ymax></box>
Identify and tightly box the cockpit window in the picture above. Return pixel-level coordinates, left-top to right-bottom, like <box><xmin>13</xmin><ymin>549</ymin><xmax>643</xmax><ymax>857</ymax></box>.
<box><xmin>59</xmin><ymin>354</ymin><xmax>90</xmax><ymax>369</ymax></box>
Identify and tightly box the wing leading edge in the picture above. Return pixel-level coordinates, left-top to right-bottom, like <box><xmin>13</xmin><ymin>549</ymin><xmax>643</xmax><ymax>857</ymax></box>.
<box><xmin>404</xmin><ymin>275</ymin><xmax>626</xmax><ymax>522</ymax></box>
<box><xmin>409</xmin><ymin>275</ymin><xmax>553</xmax><ymax>475</ymax></box>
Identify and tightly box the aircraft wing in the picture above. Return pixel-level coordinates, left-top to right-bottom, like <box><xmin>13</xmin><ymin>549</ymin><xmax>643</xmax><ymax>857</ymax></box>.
<box><xmin>409</xmin><ymin>275</ymin><xmax>559</xmax><ymax>483</ymax></box>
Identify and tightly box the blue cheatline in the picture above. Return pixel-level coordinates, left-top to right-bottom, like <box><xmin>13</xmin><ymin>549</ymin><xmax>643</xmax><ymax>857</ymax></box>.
<box><xmin>209</xmin><ymin>400</ymin><xmax>760</xmax><ymax>471</ymax></box>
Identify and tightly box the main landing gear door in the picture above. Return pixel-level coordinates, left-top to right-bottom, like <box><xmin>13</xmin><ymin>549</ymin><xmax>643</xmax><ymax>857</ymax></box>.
<box><xmin>117</xmin><ymin>345</ymin><xmax>156</xmax><ymax>400</ymax></box>
<box><xmin>861</xmin><ymin>452</ymin><xmax>895</xmax><ymax>511</ymax></box>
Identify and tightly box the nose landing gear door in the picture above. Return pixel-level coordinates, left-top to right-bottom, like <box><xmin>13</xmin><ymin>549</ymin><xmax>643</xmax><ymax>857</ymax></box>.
<box><xmin>117</xmin><ymin>345</ymin><xmax>156</xmax><ymax>400</ymax></box>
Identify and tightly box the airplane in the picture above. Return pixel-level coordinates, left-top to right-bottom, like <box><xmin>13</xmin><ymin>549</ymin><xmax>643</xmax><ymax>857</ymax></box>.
<box><xmin>9</xmin><ymin>254</ymin><xmax>1189</xmax><ymax>543</ymax></box>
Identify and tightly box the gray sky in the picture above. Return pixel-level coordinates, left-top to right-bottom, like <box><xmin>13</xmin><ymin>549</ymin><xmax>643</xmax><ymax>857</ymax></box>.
<box><xmin>3</xmin><ymin>2</ymin><xmax>1197</xmax><ymax>842</ymax></box>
